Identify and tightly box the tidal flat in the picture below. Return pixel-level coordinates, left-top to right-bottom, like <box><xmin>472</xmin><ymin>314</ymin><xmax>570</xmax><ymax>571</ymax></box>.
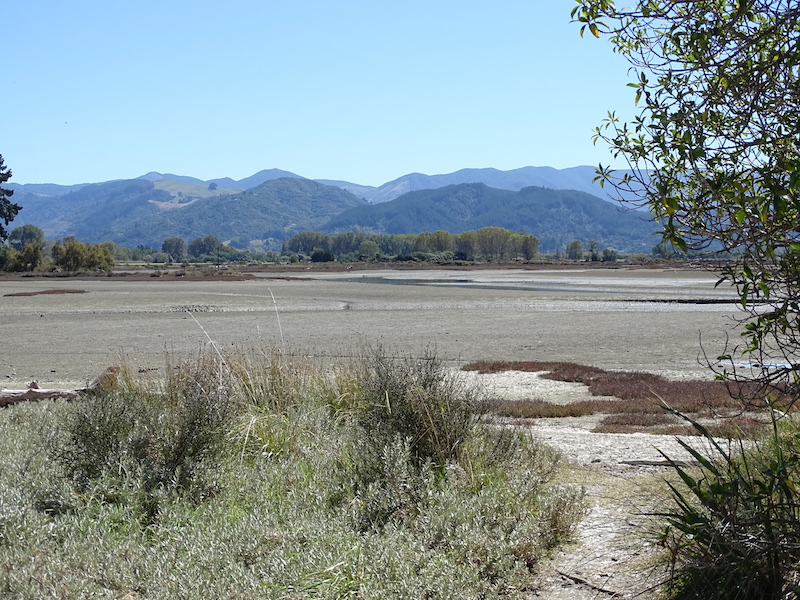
<box><xmin>0</xmin><ymin>266</ymin><xmax>741</xmax><ymax>388</ymax></box>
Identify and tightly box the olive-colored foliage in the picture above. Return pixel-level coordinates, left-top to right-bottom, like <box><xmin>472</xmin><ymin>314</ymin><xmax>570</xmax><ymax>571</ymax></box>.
<box><xmin>51</xmin><ymin>236</ymin><xmax>114</xmax><ymax>272</ymax></box>
<box><xmin>285</xmin><ymin>227</ymin><xmax>540</xmax><ymax>263</ymax></box>
<box><xmin>285</xmin><ymin>231</ymin><xmax>333</xmax><ymax>255</ymax></box>
<box><xmin>4</xmin><ymin>242</ymin><xmax>46</xmax><ymax>272</ymax></box>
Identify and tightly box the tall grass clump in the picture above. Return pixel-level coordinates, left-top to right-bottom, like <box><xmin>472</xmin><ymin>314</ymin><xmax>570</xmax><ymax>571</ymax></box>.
<box><xmin>351</xmin><ymin>348</ymin><xmax>480</xmax><ymax>467</ymax></box>
<box><xmin>657</xmin><ymin>410</ymin><xmax>800</xmax><ymax>600</ymax></box>
<box><xmin>0</xmin><ymin>347</ymin><xmax>585</xmax><ymax>599</ymax></box>
<box><xmin>45</xmin><ymin>355</ymin><xmax>236</xmax><ymax>523</ymax></box>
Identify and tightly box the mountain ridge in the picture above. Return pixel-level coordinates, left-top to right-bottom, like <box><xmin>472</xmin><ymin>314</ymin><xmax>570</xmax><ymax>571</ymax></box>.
<box><xmin>6</xmin><ymin>166</ymin><xmax>655</xmax><ymax>254</ymax></box>
<box><xmin>323</xmin><ymin>182</ymin><xmax>655</xmax><ymax>253</ymax></box>
<box><xmin>8</xmin><ymin>165</ymin><xmax>612</xmax><ymax>204</ymax></box>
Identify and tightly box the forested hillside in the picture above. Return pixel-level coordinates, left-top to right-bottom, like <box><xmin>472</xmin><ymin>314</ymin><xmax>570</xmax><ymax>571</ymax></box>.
<box><xmin>323</xmin><ymin>183</ymin><xmax>656</xmax><ymax>253</ymax></box>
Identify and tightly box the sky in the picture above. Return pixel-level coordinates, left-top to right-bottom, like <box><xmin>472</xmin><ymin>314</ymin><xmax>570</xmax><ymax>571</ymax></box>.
<box><xmin>5</xmin><ymin>1</ymin><xmax>637</xmax><ymax>187</ymax></box>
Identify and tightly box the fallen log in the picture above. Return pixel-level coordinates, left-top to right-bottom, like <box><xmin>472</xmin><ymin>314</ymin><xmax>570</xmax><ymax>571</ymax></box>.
<box><xmin>0</xmin><ymin>367</ymin><xmax>120</xmax><ymax>407</ymax></box>
<box><xmin>0</xmin><ymin>387</ymin><xmax>85</xmax><ymax>407</ymax></box>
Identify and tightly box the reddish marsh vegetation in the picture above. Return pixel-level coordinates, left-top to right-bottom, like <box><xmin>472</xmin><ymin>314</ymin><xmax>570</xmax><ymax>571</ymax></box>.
<box><xmin>463</xmin><ymin>360</ymin><xmax>771</xmax><ymax>437</ymax></box>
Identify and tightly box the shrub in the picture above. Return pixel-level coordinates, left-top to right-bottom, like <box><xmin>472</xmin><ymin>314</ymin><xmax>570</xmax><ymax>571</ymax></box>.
<box><xmin>351</xmin><ymin>348</ymin><xmax>481</xmax><ymax>470</ymax></box>
<box><xmin>657</xmin><ymin>411</ymin><xmax>800</xmax><ymax>599</ymax></box>
<box><xmin>50</xmin><ymin>356</ymin><xmax>235</xmax><ymax>518</ymax></box>
<box><xmin>0</xmin><ymin>348</ymin><xmax>586</xmax><ymax>599</ymax></box>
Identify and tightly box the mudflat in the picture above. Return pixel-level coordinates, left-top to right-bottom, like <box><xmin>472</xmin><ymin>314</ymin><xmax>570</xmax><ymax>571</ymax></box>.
<box><xmin>0</xmin><ymin>266</ymin><xmax>742</xmax><ymax>388</ymax></box>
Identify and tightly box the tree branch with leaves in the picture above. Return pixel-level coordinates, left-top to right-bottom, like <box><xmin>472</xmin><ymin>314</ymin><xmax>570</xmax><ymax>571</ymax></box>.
<box><xmin>573</xmin><ymin>0</ymin><xmax>800</xmax><ymax>408</ymax></box>
<box><xmin>0</xmin><ymin>155</ymin><xmax>21</xmax><ymax>241</ymax></box>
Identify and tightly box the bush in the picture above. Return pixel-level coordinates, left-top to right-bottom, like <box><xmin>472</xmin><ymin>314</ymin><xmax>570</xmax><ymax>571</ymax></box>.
<box><xmin>351</xmin><ymin>348</ymin><xmax>480</xmax><ymax>471</ymax></box>
<box><xmin>0</xmin><ymin>348</ymin><xmax>585</xmax><ymax>599</ymax></box>
<box><xmin>50</xmin><ymin>356</ymin><xmax>235</xmax><ymax>517</ymax></box>
<box><xmin>658</xmin><ymin>411</ymin><xmax>800</xmax><ymax>599</ymax></box>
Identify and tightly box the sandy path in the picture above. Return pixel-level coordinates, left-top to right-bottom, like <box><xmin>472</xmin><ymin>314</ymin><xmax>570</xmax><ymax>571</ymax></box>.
<box><xmin>470</xmin><ymin>369</ymin><xmax>720</xmax><ymax>599</ymax></box>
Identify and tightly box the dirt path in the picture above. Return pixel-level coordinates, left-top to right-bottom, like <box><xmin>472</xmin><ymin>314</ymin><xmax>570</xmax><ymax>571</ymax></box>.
<box><xmin>468</xmin><ymin>370</ymin><xmax>718</xmax><ymax>599</ymax></box>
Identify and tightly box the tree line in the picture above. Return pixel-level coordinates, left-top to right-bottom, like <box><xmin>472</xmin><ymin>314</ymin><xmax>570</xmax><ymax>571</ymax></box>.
<box><xmin>284</xmin><ymin>228</ymin><xmax>541</xmax><ymax>263</ymax></box>
<box><xmin>0</xmin><ymin>224</ymin><xmax>114</xmax><ymax>273</ymax></box>
<box><xmin>0</xmin><ymin>223</ymin><xmax>638</xmax><ymax>272</ymax></box>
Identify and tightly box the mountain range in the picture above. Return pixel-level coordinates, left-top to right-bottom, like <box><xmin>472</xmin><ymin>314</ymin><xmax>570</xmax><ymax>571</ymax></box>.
<box><xmin>7</xmin><ymin>166</ymin><xmax>657</xmax><ymax>253</ymax></box>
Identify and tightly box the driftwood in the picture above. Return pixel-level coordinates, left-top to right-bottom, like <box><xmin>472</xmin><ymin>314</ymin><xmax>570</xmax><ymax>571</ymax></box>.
<box><xmin>0</xmin><ymin>387</ymin><xmax>85</xmax><ymax>407</ymax></box>
<box><xmin>0</xmin><ymin>367</ymin><xmax>119</xmax><ymax>408</ymax></box>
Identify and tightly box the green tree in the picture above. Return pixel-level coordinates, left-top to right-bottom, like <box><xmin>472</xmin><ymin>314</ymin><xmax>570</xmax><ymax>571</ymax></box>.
<box><xmin>587</xmin><ymin>239</ymin><xmax>600</xmax><ymax>262</ymax></box>
<box><xmin>286</xmin><ymin>231</ymin><xmax>333</xmax><ymax>256</ymax></box>
<box><xmin>162</xmin><ymin>237</ymin><xmax>186</xmax><ymax>262</ymax></box>
<box><xmin>511</xmin><ymin>233</ymin><xmax>540</xmax><ymax>260</ymax></box>
<box><xmin>455</xmin><ymin>230</ymin><xmax>478</xmax><ymax>261</ymax></box>
<box><xmin>476</xmin><ymin>227</ymin><xmax>511</xmax><ymax>261</ymax></box>
<box><xmin>51</xmin><ymin>237</ymin><xmax>88</xmax><ymax>271</ymax></box>
<box><xmin>374</xmin><ymin>233</ymin><xmax>414</xmax><ymax>256</ymax></box>
<box><xmin>85</xmin><ymin>243</ymin><xmax>114</xmax><ymax>271</ymax></box>
<box><xmin>9</xmin><ymin>224</ymin><xmax>44</xmax><ymax>251</ymax></box>
<box><xmin>188</xmin><ymin>235</ymin><xmax>222</xmax><ymax>258</ymax></box>
<box><xmin>50</xmin><ymin>237</ymin><xmax>113</xmax><ymax>272</ymax></box>
<box><xmin>565</xmin><ymin>240</ymin><xmax>584</xmax><ymax>261</ymax></box>
<box><xmin>357</xmin><ymin>239</ymin><xmax>381</xmax><ymax>261</ymax></box>
<box><xmin>575</xmin><ymin>1</ymin><xmax>800</xmax><ymax>595</ymax></box>
<box><xmin>413</xmin><ymin>232</ymin><xmax>434</xmax><ymax>254</ymax></box>
<box><xmin>10</xmin><ymin>242</ymin><xmax>45</xmax><ymax>272</ymax></box>
<box><xmin>430</xmin><ymin>230</ymin><xmax>455</xmax><ymax>253</ymax></box>
<box><xmin>601</xmin><ymin>248</ymin><xmax>618</xmax><ymax>263</ymax></box>
<box><xmin>100</xmin><ymin>241</ymin><xmax>131</xmax><ymax>261</ymax></box>
<box><xmin>310</xmin><ymin>247</ymin><xmax>334</xmax><ymax>262</ymax></box>
<box><xmin>0</xmin><ymin>155</ymin><xmax>20</xmax><ymax>241</ymax></box>
<box><xmin>331</xmin><ymin>232</ymin><xmax>366</xmax><ymax>257</ymax></box>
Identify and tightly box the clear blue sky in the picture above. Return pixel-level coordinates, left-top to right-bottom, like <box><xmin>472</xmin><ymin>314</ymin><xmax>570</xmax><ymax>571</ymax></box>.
<box><xmin>5</xmin><ymin>1</ymin><xmax>636</xmax><ymax>186</ymax></box>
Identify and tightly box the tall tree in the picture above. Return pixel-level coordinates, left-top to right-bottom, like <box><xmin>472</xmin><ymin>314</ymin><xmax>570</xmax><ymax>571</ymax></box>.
<box><xmin>162</xmin><ymin>237</ymin><xmax>186</xmax><ymax>262</ymax></box>
<box><xmin>565</xmin><ymin>240</ymin><xmax>584</xmax><ymax>261</ymax></box>
<box><xmin>9</xmin><ymin>224</ymin><xmax>44</xmax><ymax>251</ymax></box>
<box><xmin>188</xmin><ymin>235</ymin><xmax>222</xmax><ymax>258</ymax></box>
<box><xmin>0</xmin><ymin>155</ymin><xmax>21</xmax><ymax>241</ymax></box>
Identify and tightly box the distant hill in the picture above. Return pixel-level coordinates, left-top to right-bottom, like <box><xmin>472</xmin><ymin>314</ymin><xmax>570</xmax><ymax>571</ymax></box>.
<box><xmin>12</xmin><ymin>179</ymin><xmax>170</xmax><ymax>241</ymax></box>
<box><xmin>8</xmin><ymin>165</ymin><xmax>655</xmax><ymax>253</ymax></box>
<box><xmin>359</xmin><ymin>166</ymin><xmax>614</xmax><ymax>203</ymax></box>
<box><xmin>10</xmin><ymin>165</ymin><xmax>617</xmax><ymax>204</ymax></box>
<box><xmin>137</xmin><ymin>168</ymin><xmax>303</xmax><ymax>189</ymax></box>
<box><xmin>322</xmin><ymin>183</ymin><xmax>656</xmax><ymax>253</ymax></box>
<box><xmin>12</xmin><ymin>178</ymin><xmax>368</xmax><ymax>249</ymax></box>
<box><xmin>118</xmin><ymin>178</ymin><xmax>368</xmax><ymax>248</ymax></box>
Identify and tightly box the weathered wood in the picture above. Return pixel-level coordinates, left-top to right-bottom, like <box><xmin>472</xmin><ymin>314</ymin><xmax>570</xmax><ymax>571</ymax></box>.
<box><xmin>0</xmin><ymin>387</ymin><xmax>85</xmax><ymax>407</ymax></box>
<box><xmin>0</xmin><ymin>367</ymin><xmax>119</xmax><ymax>407</ymax></box>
